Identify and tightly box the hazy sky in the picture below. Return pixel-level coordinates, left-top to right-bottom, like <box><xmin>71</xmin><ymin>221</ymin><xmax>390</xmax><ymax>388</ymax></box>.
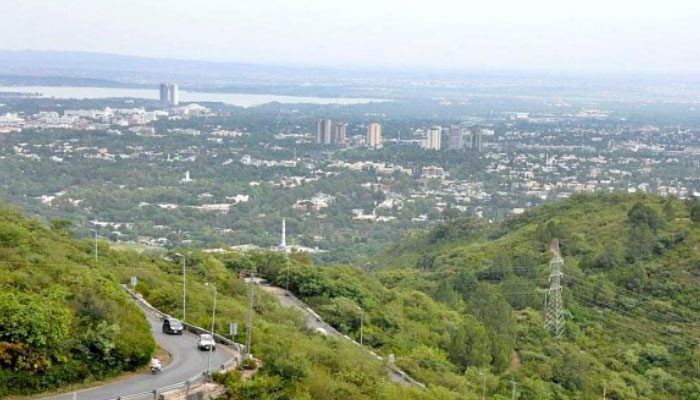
<box><xmin>2</xmin><ymin>0</ymin><xmax>700</xmax><ymax>72</ymax></box>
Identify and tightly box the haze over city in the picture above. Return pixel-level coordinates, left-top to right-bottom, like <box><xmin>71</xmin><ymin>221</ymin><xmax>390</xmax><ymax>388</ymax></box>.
<box><xmin>2</xmin><ymin>0</ymin><xmax>700</xmax><ymax>71</ymax></box>
<box><xmin>3</xmin><ymin>2</ymin><xmax>700</xmax><ymax>400</ymax></box>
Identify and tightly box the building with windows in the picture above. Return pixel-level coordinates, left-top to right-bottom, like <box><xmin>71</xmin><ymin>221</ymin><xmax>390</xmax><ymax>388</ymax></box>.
<box><xmin>159</xmin><ymin>83</ymin><xmax>179</xmax><ymax>106</ymax></box>
<box><xmin>471</xmin><ymin>130</ymin><xmax>483</xmax><ymax>152</ymax></box>
<box><xmin>316</xmin><ymin>119</ymin><xmax>332</xmax><ymax>144</ymax></box>
<box><xmin>334</xmin><ymin>122</ymin><xmax>347</xmax><ymax>144</ymax></box>
<box><xmin>423</xmin><ymin>126</ymin><xmax>442</xmax><ymax>150</ymax></box>
<box><xmin>448</xmin><ymin>125</ymin><xmax>464</xmax><ymax>150</ymax></box>
<box><xmin>367</xmin><ymin>122</ymin><xmax>382</xmax><ymax>147</ymax></box>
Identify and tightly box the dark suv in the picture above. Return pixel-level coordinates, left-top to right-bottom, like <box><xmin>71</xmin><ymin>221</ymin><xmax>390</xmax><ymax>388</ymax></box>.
<box><xmin>162</xmin><ymin>317</ymin><xmax>184</xmax><ymax>335</ymax></box>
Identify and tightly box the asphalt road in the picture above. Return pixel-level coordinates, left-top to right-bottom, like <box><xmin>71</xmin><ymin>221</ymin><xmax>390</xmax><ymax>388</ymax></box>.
<box><xmin>42</xmin><ymin>312</ymin><xmax>235</xmax><ymax>400</ymax></box>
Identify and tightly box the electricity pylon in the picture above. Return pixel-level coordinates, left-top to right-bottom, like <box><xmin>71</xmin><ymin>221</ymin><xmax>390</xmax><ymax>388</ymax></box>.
<box><xmin>544</xmin><ymin>239</ymin><xmax>565</xmax><ymax>338</ymax></box>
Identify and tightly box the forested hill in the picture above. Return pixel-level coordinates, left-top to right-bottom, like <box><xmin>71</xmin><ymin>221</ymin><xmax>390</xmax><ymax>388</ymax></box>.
<box><xmin>0</xmin><ymin>204</ymin><xmax>154</xmax><ymax>396</ymax></box>
<box><xmin>252</xmin><ymin>192</ymin><xmax>700</xmax><ymax>399</ymax></box>
<box><xmin>363</xmin><ymin>192</ymin><xmax>700</xmax><ymax>398</ymax></box>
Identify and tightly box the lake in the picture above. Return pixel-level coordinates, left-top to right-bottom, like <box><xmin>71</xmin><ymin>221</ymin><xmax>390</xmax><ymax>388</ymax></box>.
<box><xmin>0</xmin><ymin>85</ymin><xmax>385</xmax><ymax>107</ymax></box>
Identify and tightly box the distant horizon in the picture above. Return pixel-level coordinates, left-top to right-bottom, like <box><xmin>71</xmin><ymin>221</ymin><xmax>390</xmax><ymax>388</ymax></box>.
<box><xmin>2</xmin><ymin>48</ymin><xmax>700</xmax><ymax>78</ymax></box>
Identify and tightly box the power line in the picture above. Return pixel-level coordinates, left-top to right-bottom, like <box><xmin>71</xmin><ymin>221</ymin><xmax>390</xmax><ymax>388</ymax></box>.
<box><xmin>544</xmin><ymin>241</ymin><xmax>564</xmax><ymax>338</ymax></box>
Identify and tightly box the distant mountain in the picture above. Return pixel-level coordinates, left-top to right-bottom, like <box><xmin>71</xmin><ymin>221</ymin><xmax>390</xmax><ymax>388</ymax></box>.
<box><xmin>0</xmin><ymin>50</ymin><xmax>371</xmax><ymax>88</ymax></box>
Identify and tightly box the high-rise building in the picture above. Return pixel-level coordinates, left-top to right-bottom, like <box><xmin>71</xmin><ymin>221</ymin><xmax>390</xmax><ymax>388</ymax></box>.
<box><xmin>169</xmin><ymin>84</ymin><xmax>179</xmax><ymax>106</ymax></box>
<box><xmin>159</xmin><ymin>83</ymin><xmax>179</xmax><ymax>106</ymax></box>
<box><xmin>159</xmin><ymin>83</ymin><xmax>170</xmax><ymax>104</ymax></box>
<box><xmin>448</xmin><ymin>125</ymin><xmax>464</xmax><ymax>150</ymax></box>
<box><xmin>334</xmin><ymin>122</ymin><xmax>347</xmax><ymax>144</ymax></box>
<box><xmin>316</xmin><ymin>119</ymin><xmax>332</xmax><ymax>144</ymax></box>
<box><xmin>367</xmin><ymin>123</ymin><xmax>382</xmax><ymax>147</ymax></box>
<box><xmin>423</xmin><ymin>126</ymin><xmax>442</xmax><ymax>150</ymax></box>
<box><xmin>471</xmin><ymin>130</ymin><xmax>483</xmax><ymax>152</ymax></box>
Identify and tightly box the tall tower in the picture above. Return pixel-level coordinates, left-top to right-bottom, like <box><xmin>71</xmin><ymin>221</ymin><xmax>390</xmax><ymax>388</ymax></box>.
<box><xmin>159</xmin><ymin>83</ymin><xmax>170</xmax><ymax>104</ymax></box>
<box><xmin>316</xmin><ymin>119</ymin><xmax>332</xmax><ymax>144</ymax></box>
<box><xmin>278</xmin><ymin>218</ymin><xmax>289</xmax><ymax>252</ymax></box>
<box><xmin>169</xmin><ymin>84</ymin><xmax>179</xmax><ymax>106</ymax></box>
<box><xmin>471</xmin><ymin>130</ymin><xmax>483</xmax><ymax>152</ymax></box>
<box><xmin>544</xmin><ymin>239</ymin><xmax>565</xmax><ymax>338</ymax></box>
<box><xmin>367</xmin><ymin>123</ymin><xmax>382</xmax><ymax>148</ymax></box>
<box><xmin>448</xmin><ymin>125</ymin><xmax>464</xmax><ymax>150</ymax></box>
<box><xmin>424</xmin><ymin>126</ymin><xmax>442</xmax><ymax>150</ymax></box>
<box><xmin>334</xmin><ymin>122</ymin><xmax>347</xmax><ymax>144</ymax></box>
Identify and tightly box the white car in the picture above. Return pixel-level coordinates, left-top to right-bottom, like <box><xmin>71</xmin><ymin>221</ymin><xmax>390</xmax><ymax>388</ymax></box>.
<box><xmin>197</xmin><ymin>333</ymin><xmax>216</xmax><ymax>351</ymax></box>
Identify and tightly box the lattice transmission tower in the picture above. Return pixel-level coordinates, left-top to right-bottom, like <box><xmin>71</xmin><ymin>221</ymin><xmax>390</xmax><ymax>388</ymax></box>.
<box><xmin>544</xmin><ymin>239</ymin><xmax>565</xmax><ymax>338</ymax></box>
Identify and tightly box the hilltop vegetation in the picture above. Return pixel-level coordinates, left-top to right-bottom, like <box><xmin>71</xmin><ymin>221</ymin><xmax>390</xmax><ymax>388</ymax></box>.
<box><xmin>0</xmin><ymin>201</ymin><xmax>435</xmax><ymax>399</ymax></box>
<box><xmin>3</xmin><ymin>192</ymin><xmax>700</xmax><ymax>399</ymax></box>
<box><xmin>253</xmin><ymin>193</ymin><xmax>700</xmax><ymax>399</ymax></box>
<box><xmin>0</xmin><ymin>206</ymin><xmax>154</xmax><ymax>396</ymax></box>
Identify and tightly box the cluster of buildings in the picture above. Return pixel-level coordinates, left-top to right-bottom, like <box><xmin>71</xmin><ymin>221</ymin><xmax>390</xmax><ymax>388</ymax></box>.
<box><xmin>159</xmin><ymin>83</ymin><xmax>179</xmax><ymax>106</ymax></box>
<box><xmin>421</xmin><ymin>125</ymin><xmax>490</xmax><ymax>151</ymax></box>
<box><xmin>0</xmin><ymin>103</ymin><xmax>215</xmax><ymax>134</ymax></box>
<box><xmin>315</xmin><ymin>119</ymin><xmax>383</xmax><ymax>148</ymax></box>
<box><xmin>313</xmin><ymin>120</ymin><xmax>491</xmax><ymax>152</ymax></box>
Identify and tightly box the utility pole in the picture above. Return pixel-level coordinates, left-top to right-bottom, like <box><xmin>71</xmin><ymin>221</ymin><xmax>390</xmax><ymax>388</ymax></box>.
<box><xmin>285</xmin><ymin>261</ymin><xmax>290</xmax><ymax>291</ymax></box>
<box><xmin>182</xmin><ymin>256</ymin><xmax>186</xmax><ymax>322</ymax></box>
<box><xmin>479</xmin><ymin>372</ymin><xmax>486</xmax><ymax>400</ymax></box>
<box><xmin>360</xmin><ymin>310</ymin><xmax>364</xmax><ymax>346</ymax></box>
<box><xmin>205</xmin><ymin>283</ymin><xmax>217</xmax><ymax>373</ymax></box>
<box><xmin>510</xmin><ymin>380</ymin><xmax>518</xmax><ymax>400</ymax></box>
<box><xmin>245</xmin><ymin>272</ymin><xmax>255</xmax><ymax>359</ymax></box>
<box><xmin>544</xmin><ymin>239</ymin><xmax>565</xmax><ymax>338</ymax></box>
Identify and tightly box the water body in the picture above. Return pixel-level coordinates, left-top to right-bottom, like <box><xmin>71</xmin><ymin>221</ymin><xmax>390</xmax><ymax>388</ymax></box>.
<box><xmin>0</xmin><ymin>85</ymin><xmax>385</xmax><ymax>107</ymax></box>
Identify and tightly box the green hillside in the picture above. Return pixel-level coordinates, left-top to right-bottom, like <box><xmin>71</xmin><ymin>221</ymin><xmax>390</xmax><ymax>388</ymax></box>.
<box><xmin>257</xmin><ymin>193</ymin><xmax>700</xmax><ymax>399</ymax></box>
<box><xmin>4</xmin><ymin>192</ymin><xmax>700</xmax><ymax>399</ymax></box>
<box><xmin>0</xmin><ymin>205</ymin><xmax>155</xmax><ymax>396</ymax></box>
<box><xmin>0</xmin><ymin>202</ymin><xmax>434</xmax><ymax>399</ymax></box>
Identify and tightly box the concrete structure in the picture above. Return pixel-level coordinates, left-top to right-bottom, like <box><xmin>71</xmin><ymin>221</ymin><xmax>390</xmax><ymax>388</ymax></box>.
<box><xmin>169</xmin><ymin>84</ymin><xmax>179</xmax><ymax>106</ymax></box>
<box><xmin>424</xmin><ymin>126</ymin><xmax>442</xmax><ymax>150</ymax></box>
<box><xmin>159</xmin><ymin>83</ymin><xmax>179</xmax><ymax>106</ymax></box>
<box><xmin>448</xmin><ymin>125</ymin><xmax>464</xmax><ymax>150</ymax></box>
<box><xmin>278</xmin><ymin>218</ymin><xmax>289</xmax><ymax>252</ymax></box>
<box><xmin>159</xmin><ymin>83</ymin><xmax>170</xmax><ymax>104</ymax></box>
<box><xmin>334</xmin><ymin>122</ymin><xmax>347</xmax><ymax>144</ymax></box>
<box><xmin>471</xmin><ymin>130</ymin><xmax>483</xmax><ymax>152</ymax></box>
<box><xmin>316</xmin><ymin>119</ymin><xmax>332</xmax><ymax>144</ymax></box>
<box><xmin>367</xmin><ymin>123</ymin><xmax>382</xmax><ymax>148</ymax></box>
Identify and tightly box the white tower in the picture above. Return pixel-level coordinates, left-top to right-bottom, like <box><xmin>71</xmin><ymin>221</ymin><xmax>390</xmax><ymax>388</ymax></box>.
<box><xmin>278</xmin><ymin>218</ymin><xmax>288</xmax><ymax>251</ymax></box>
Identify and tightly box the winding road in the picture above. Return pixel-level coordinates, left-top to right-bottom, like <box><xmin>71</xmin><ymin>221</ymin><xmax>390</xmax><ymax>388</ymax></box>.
<box><xmin>41</xmin><ymin>311</ymin><xmax>236</xmax><ymax>400</ymax></box>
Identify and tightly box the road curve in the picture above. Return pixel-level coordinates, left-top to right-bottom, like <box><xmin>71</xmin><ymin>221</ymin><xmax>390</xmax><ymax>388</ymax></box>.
<box><xmin>41</xmin><ymin>311</ymin><xmax>235</xmax><ymax>400</ymax></box>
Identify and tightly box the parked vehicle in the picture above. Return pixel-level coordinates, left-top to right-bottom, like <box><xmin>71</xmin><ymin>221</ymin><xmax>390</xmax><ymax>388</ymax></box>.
<box><xmin>162</xmin><ymin>317</ymin><xmax>184</xmax><ymax>335</ymax></box>
<box><xmin>197</xmin><ymin>333</ymin><xmax>216</xmax><ymax>351</ymax></box>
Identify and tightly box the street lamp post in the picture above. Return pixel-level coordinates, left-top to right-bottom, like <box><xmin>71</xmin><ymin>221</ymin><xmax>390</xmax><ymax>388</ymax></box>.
<box><xmin>90</xmin><ymin>228</ymin><xmax>98</xmax><ymax>262</ymax></box>
<box><xmin>205</xmin><ymin>283</ymin><xmax>217</xmax><ymax>373</ymax></box>
<box><xmin>480</xmin><ymin>372</ymin><xmax>486</xmax><ymax>400</ymax></box>
<box><xmin>174</xmin><ymin>253</ymin><xmax>186</xmax><ymax>321</ymax></box>
<box><xmin>356</xmin><ymin>306</ymin><xmax>364</xmax><ymax>346</ymax></box>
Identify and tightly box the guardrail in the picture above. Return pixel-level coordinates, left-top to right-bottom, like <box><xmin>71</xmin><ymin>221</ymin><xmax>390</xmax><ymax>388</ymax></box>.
<box><xmin>121</xmin><ymin>285</ymin><xmax>245</xmax><ymax>355</ymax></box>
<box><xmin>263</xmin><ymin>284</ymin><xmax>426</xmax><ymax>389</ymax></box>
<box><xmin>111</xmin><ymin>285</ymin><xmax>244</xmax><ymax>400</ymax></box>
